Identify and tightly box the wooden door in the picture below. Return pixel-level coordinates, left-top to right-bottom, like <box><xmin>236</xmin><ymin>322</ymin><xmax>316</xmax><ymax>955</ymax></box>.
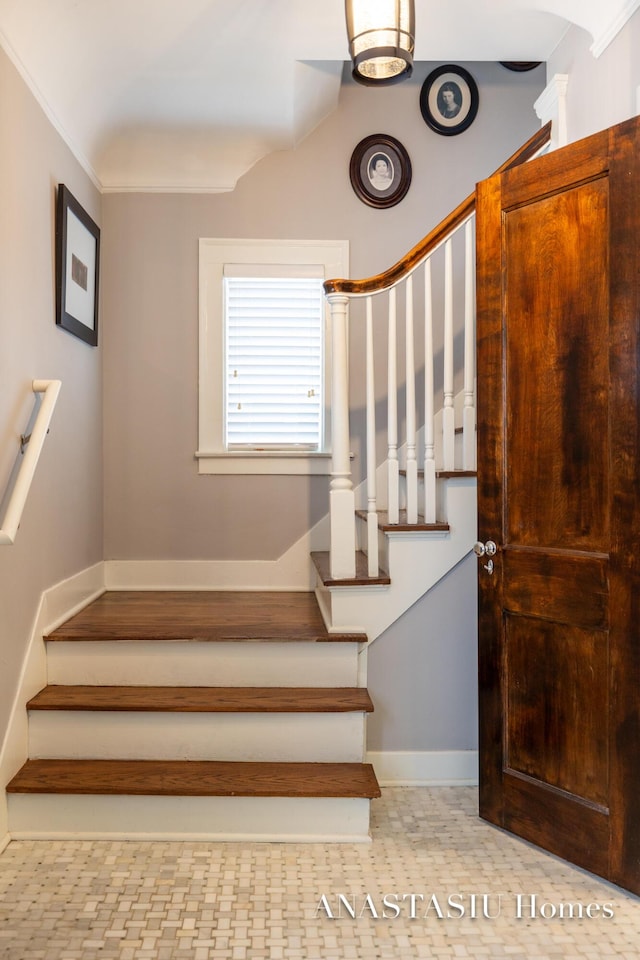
<box><xmin>475</xmin><ymin>115</ymin><xmax>640</xmax><ymax>895</ymax></box>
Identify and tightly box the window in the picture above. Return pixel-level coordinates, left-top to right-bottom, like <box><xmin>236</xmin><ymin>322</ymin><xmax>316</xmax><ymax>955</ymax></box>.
<box><xmin>197</xmin><ymin>239</ymin><xmax>349</xmax><ymax>475</ymax></box>
<box><xmin>224</xmin><ymin>272</ymin><xmax>324</xmax><ymax>450</ymax></box>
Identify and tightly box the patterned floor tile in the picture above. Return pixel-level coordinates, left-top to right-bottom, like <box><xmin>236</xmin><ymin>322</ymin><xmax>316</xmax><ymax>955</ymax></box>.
<box><xmin>1</xmin><ymin>788</ymin><xmax>639</xmax><ymax>959</ymax></box>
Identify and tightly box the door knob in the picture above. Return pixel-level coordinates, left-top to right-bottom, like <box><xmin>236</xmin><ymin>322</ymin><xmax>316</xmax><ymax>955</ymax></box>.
<box><xmin>473</xmin><ymin>540</ymin><xmax>497</xmax><ymax>558</ymax></box>
<box><xmin>474</xmin><ymin>540</ymin><xmax>497</xmax><ymax>575</ymax></box>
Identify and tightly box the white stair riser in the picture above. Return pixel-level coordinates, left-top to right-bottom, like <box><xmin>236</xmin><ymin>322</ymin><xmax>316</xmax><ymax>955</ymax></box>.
<box><xmin>8</xmin><ymin>794</ymin><xmax>372</xmax><ymax>842</ymax></box>
<box><xmin>29</xmin><ymin>711</ymin><xmax>367</xmax><ymax>762</ymax></box>
<box><xmin>46</xmin><ymin>641</ymin><xmax>360</xmax><ymax>687</ymax></box>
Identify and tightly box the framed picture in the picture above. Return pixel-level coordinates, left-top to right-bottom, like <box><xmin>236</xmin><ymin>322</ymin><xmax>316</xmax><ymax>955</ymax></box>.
<box><xmin>419</xmin><ymin>65</ymin><xmax>479</xmax><ymax>136</ymax></box>
<box><xmin>349</xmin><ymin>134</ymin><xmax>412</xmax><ymax>209</ymax></box>
<box><xmin>55</xmin><ymin>184</ymin><xmax>100</xmax><ymax>346</ymax></box>
<box><xmin>499</xmin><ymin>62</ymin><xmax>542</xmax><ymax>72</ymax></box>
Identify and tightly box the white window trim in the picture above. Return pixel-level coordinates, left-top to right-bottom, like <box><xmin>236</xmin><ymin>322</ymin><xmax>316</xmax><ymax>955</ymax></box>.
<box><xmin>197</xmin><ymin>238</ymin><xmax>349</xmax><ymax>475</ymax></box>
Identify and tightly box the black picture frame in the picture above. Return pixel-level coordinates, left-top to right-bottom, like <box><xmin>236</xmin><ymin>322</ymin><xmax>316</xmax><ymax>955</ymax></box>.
<box><xmin>55</xmin><ymin>184</ymin><xmax>100</xmax><ymax>346</ymax></box>
<box><xmin>349</xmin><ymin>134</ymin><xmax>412</xmax><ymax>209</ymax></box>
<box><xmin>499</xmin><ymin>62</ymin><xmax>542</xmax><ymax>72</ymax></box>
<box><xmin>419</xmin><ymin>65</ymin><xmax>479</xmax><ymax>137</ymax></box>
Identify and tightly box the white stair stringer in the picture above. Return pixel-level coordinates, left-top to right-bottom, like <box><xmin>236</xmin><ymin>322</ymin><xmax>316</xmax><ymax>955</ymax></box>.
<box><xmin>318</xmin><ymin>476</ymin><xmax>477</xmax><ymax>640</ymax></box>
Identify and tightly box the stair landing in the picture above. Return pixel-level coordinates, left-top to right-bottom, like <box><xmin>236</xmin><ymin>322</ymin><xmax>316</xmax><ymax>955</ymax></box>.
<box><xmin>46</xmin><ymin>590</ymin><xmax>366</xmax><ymax>643</ymax></box>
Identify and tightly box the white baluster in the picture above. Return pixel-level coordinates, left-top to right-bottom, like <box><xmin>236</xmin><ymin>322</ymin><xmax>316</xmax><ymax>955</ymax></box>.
<box><xmin>365</xmin><ymin>296</ymin><xmax>379</xmax><ymax>576</ymax></box>
<box><xmin>423</xmin><ymin>258</ymin><xmax>436</xmax><ymax>523</ymax></box>
<box><xmin>443</xmin><ymin>237</ymin><xmax>455</xmax><ymax>471</ymax></box>
<box><xmin>405</xmin><ymin>275</ymin><xmax>418</xmax><ymax>524</ymax></box>
<box><xmin>387</xmin><ymin>287</ymin><xmax>399</xmax><ymax>524</ymax></box>
<box><xmin>327</xmin><ymin>293</ymin><xmax>356</xmax><ymax>579</ymax></box>
<box><xmin>463</xmin><ymin>218</ymin><xmax>476</xmax><ymax>471</ymax></box>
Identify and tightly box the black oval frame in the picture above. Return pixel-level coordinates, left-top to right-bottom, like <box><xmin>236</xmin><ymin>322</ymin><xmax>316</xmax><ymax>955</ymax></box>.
<box><xmin>419</xmin><ymin>65</ymin><xmax>479</xmax><ymax>137</ymax></box>
<box><xmin>499</xmin><ymin>61</ymin><xmax>542</xmax><ymax>72</ymax></box>
<box><xmin>349</xmin><ymin>134</ymin><xmax>412</xmax><ymax>209</ymax></box>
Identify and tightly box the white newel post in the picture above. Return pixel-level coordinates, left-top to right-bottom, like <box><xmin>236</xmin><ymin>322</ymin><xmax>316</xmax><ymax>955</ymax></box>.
<box><xmin>327</xmin><ymin>293</ymin><xmax>356</xmax><ymax>579</ymax></box>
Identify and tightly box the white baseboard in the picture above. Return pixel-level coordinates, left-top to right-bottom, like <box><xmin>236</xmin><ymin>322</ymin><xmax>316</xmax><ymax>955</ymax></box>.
<box><xmin>103</xmin><ymin>509</ymin><xmax>332</xmax><ymax>591</ymax></box>
<box><xmin>0</xmin><ymin>833</ymin><xmax>10</xmax><ymax>855</ymax></box>
<box><xmin>104</xmin><ymin>558</ymin><xmax>314</xmax><ymax>591</ymax></box>
<box><xmin>0</xmin><ymin>562</ymin><xmax>104</xmax><ymax>836</ymax></box>
<box><xmin>367</xmin><ymin>750</ymin><xmax>478</xmax><ymax>786</ymax></box>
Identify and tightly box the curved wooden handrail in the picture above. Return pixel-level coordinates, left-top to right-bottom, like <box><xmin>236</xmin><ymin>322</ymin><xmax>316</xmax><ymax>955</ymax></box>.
<box><xmin>324</xmin><ymin>122</ymin><xmax>552</xmax><ymax>297</ymax></box>
<box><xmin>324</xmin><ymin>192</ymin><xmax>475</xmax><ymax>296</ymax></box>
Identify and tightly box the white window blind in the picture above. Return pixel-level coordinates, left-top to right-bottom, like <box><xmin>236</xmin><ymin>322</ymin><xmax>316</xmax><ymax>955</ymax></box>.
<box><xmin>198</xmin><ymin>238</ymin><xmax>348</xmax><ymax>475</ymax></box>
<box><xmin>224</xmin><ymin>274</ymin><xmax>325</xmax><ymax>450</ymax></box>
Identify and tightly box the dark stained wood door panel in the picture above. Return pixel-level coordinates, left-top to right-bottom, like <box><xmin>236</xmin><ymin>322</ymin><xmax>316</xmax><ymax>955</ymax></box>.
<box><xmin>476</xmin><ymin>115</ymin><xmax>640</xmax><ymax>894</ymax></box>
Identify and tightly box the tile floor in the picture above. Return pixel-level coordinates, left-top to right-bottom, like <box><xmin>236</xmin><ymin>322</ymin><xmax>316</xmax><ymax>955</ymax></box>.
<box><xmin>1</xmin><ymin>787</ymin><xmax>639</xmax><ymax>959</ymax></box>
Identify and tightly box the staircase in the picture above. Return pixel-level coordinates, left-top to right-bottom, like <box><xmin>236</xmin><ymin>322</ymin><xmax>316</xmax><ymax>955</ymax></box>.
<box><xmin>6</xmin><ymin>591</ymin><xmax>380</xmax><ymax>841</ymax></box>
<box><xmin>3</xmin><ymin>127</ymin><xmax>552</xmax><ymax>843</ymax></box>
<box><xmin>315</xmin><ymin>468</ymin><xmax>477</xmax><ymax>640</ymax></box>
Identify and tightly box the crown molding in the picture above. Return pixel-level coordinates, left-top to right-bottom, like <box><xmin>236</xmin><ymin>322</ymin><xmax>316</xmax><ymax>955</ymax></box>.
<box><xmin>590</xmin><ymin>0</ymin><xmax>640</xmax><ymax>57</ymax></box>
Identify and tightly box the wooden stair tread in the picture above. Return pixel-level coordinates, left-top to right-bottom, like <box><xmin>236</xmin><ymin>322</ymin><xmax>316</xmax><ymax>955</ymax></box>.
<box><xmin>28</xmin><ymin>685</ymin><xmax>374</xmax><ymax>713</ymax></box>
<box><xmin>47</xmin><ymin>591</ymin><xmax>367</xmax><ymax>644</ymax></box>
<box><xmin>435</xmin><ymin>469</ymin><xmax>477</xmax><ymax>479</ymax></box>
<box><xmin>399</xmin><ymin>468</ymin><xmax>477</xmax><ymax>479</ymax></box>
<box><xmin>7</xmin><ymin>759</ymin><xmax>381</xmax><ymax>799</ymax></box>
<box><xmin>355</xmin><ymin>509</ymin><xmax>450</xmax><ymax>533</ymax></box>
<box><xmin>311</xmin><ymin>551</ymin><xmax>390</xmax><ymax>587</ymax></box>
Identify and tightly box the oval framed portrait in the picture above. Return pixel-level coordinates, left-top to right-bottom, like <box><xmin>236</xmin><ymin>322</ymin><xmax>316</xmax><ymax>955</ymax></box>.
<box><xmin>419</xmin><ymin>64</ymin><xmax>479</xmax><ymax>136</ymax></box>
<box><xmin>499</xmin><ymin>62</ymin><xmax>542</xmax><ymax>72</ymax></box>
<box><xmin>349</xmin><ymin>134</ymin><xmax>412</xmax><ymax>209</ymax></box>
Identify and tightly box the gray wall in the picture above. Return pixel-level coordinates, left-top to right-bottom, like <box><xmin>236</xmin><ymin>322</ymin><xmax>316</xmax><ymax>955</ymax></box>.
<box><xmin>367</xmin><ymin>554</ymin><xmax>478</xmax><ymax>752</ymax></box>
<box><xmin>0</xmin><ymin>49</ymin><xmax>103</xmax><ymax>747</ymax></box>
<box><xmin>102</xmin><ymin>61</ymin><xmax>545</xmax><ymax>561</ymax></box>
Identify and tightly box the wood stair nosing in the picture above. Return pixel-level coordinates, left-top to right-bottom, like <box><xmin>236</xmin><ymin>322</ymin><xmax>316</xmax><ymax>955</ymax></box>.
<box><xmin>7</xmin><ymin>759</ymin><xmax>381</xmax><ymax>799</ymax></box>
<box><xmin>355</xmin><ymin>509</ymin><xmax>450</xmax><ymax>533</ymax></box>
<box><xmin>311</xmin><ymin>550</ymin><xmax>390</xmax><ymax>588</ymax></box>
<box><xmin>399</xmin><ymin>468</ymin><xmax>477</xmax><ymax>479</ymax></box>
<box><xmin>27</xmin><ymin>685</ymin><xmax>375</xmax><ymax>714</ymax></box>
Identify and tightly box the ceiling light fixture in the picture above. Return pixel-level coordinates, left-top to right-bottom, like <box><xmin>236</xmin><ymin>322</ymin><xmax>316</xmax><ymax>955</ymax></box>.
<box><xmin>345</xmin><ymin>0</ymin><xmax>415</xmax><ymax>86</ymax></box>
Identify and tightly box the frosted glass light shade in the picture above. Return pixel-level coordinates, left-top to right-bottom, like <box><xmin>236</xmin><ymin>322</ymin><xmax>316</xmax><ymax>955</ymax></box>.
<box><xmin>346</xmin><ymin>0</ymin><xmax>415</xmax><ymax>85</ymax></box>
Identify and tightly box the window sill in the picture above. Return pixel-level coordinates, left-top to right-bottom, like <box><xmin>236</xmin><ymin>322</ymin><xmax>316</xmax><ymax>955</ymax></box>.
<box><xmin>195</xmin><ymin>451</ymin><xmax>332</xmax><ymax>476</ymax></box>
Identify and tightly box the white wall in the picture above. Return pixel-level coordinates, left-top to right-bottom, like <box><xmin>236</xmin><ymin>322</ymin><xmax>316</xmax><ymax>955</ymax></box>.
<box><xmin>0</xmin><ymin>47</ymin><xmax>104</xmax><ymax>833</ymax></box>
<box><xmin>548</xmin><ymin>9</ymin><xmax>640</xmax><ymax>142</ymax></box>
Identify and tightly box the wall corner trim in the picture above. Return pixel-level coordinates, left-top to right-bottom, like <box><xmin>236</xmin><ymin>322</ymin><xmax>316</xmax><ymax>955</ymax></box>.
<box><xmin>590</xmin><ymin>0</ymin><xmax>640</xmax><ymax>58</ymax></box>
